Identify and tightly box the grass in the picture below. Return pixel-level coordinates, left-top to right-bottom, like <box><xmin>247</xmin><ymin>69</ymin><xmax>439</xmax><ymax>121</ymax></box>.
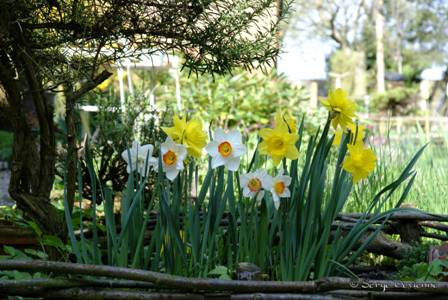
<box><xmin>345</xmin><ymin>124</ymin><xmax>448</xmax><ymax>214</ymax></box>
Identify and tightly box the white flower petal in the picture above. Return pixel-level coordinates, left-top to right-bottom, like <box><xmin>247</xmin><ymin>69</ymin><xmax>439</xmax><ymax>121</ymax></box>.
<box><xmin>232</xmin><ymin>144</ymin><xmax>246</xmax><ymax>157</ymax></box>
<box><xmin>282</xmin><ymin>188</ymin><xmax>291</xmax><ymax>198</ymax></box>
<box><xmin>176</xmin><ymin>159</ymin><xmax>185</xmax><ymax>170</ymax></box>
<box><xmin>212</xmin><ymin>155</ymin><xmax>226</xmax><ymax>169</ymax></box>
<box><xmin>281</xmin><ymin>176</ymin><xmax>292</xmax><ymax>186</ymax></box>
<box><xmin>131</xmin><ymin>140</ymin><xmax>140</xmax><ymax>150</ymax></box>
<box><xmin>226</xmin><ymin>157</ymin><xmax>241</xmax><ymax>171</ymax></box>
<box><xmin>242</xmin><ymin>186</ymin><xmax>252</xmax><ymax>197</ymax></box>
<box><xmin>239</xmin><ymin>174</ymin><xmax>250</xmax><ymax>187</ymax></box>
<box><xmin>121</xmin><ymin>148</ymin><xmax>134</xmax><ymax>162</ymax></box>
<box><xmin>161</xmin><ymin>137</ymin><xmax>176</xmax><ymax>153</ymax></box>
<box><xmin>254</xmin><ymin>169</ymin><xmax>268</xmax><ymax>178</ymax></box>
<box><xmin>148</xmin><ymin>157</ymin><xmax>158</xmax><ymax>168</ymax></box>
<box><xmin>227</xmin><ymin>130</ymin><xmax>243</xmax><ymax>145</ymax></box>
<box><xmin>176</xmin><ymin>144</ymin><xmax>188</xmax><ymax>160</ymax></box>
<box><xmin>214</xmin><ymin>128</ymin><xmax>226</xmax><ymax>141</ymax></box>
<box><xmin>140</xmin><ymin>144</ymin><xmax>154</xmax><ymax>156</ymax></box>
<box><xmin>260</xmin><ymin>173</ymin><xmax>273</xmax><ymax>190</ymax></box>
<box><xmin>137</xmin><ymin>165</ymin><xmax>149</xmax><ymax>177</ymax></box>
<box><xmin>205</xmin><ymin>141</ymin><xmax>219</xmax><ymax>156</ymax></box>
<box><xmin>165</xmin><ymin>166</ymin><xmax>180</xmax><ymax>181</ymax></box>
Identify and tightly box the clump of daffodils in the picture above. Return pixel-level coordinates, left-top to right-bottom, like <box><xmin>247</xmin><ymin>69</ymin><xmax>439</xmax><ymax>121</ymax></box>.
<box><xmin>122</xmin><ymin>91</ymin><xmax>377</xmax><ymax>190</ymax></box>
<box><xmin>322</xmin><ymin>88</ymin><xmax>377</xmax><ymax>183</ymax></box>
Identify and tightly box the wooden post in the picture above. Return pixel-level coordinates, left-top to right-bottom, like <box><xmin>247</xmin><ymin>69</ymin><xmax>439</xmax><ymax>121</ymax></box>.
<box><xmin>396</xmin><ymin>220</ymin><xmax>421</xmax><ymax>244</ymax></box>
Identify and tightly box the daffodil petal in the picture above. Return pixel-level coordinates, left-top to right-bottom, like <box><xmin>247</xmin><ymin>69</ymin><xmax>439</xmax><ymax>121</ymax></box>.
<box><xmin>226</xmin><ymin>157</ymin><xmax>241</xmax><ymax>171</ymax></box>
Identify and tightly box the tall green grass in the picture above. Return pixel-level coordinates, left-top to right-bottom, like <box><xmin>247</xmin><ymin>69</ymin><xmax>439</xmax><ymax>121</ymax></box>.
<box><xmin>346</xmin><ymin>123</ymin><xmax>448</xmax><ymax>214</ymax></box>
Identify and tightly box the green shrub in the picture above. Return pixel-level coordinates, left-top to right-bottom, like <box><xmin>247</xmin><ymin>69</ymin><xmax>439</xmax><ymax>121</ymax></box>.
<box><xmin>370</xmin><ymin>86</ymin><xmax>419</xmax><ymax>115</ymax></box>
<box><xmin>72</xmin><ymin>70</ymin><xmax>317</xmax><ymax>197</ymax></box>
<box><xmin>177</xmin><ymin>70</ymin><xmax>311</xmax><ymax>130</ymax></box>
<box><xmin>70</xmin><ymin>90</ymin><xmax>165</xmax><ymax>199</ymax></box>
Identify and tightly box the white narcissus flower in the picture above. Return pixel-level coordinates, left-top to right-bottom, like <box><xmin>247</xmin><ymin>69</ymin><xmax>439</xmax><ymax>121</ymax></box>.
<box><xmin>121</xmin><ymin>140</ymin><xmax>157</xmax><ymax>177</ymax></box>
<box><xmin>239</xmin><ymin>169</ymin><xmax>273</xmax><ymax>201</ymax></box>
<box><xmin>271</xmin><ymin>174</ymin><xmax>292</xmax><ymax>209</ymax></box>
<box><xmin>161</xmin><ymin>137</ymin><xmax>187</xmax><ymax>181</ymax></box>
<box><xmin>205</xmin><ymin>128</ymin><xmax>246</xmax><ymax>171</ymax></box>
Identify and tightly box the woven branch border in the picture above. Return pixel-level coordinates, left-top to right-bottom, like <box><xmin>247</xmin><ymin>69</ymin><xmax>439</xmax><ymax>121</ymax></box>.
<box><xmin>0</xmin><ymin>260</ymin><xmax>448</xmax><ymax>295</ymax></box>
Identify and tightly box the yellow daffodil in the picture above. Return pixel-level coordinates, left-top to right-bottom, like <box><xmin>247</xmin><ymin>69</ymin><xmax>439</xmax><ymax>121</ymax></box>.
<box><xmin>275</xmin><ymin>111</ymin><xmax>297</xmax><ymax>133</ymax></box>
<box><xmin>259</xmin><ymin>126</ymin><xmax>299</xmax><ymax>166</ymax></box>
<box><xmin>342</xmin><ymin>144</ymin><xmax>377</xmax><ymax>183</ymax></box>
<box><xmin>321</xmin><ymin>88</ymin><xmax>357</xmax><ymax>129</ymax></box>
<box><xmin>162</xmin><ymin>115</ymin><xmax>207</xmax><ymax>158</ymax></box>
<box><xmin>333</xmin><ymin>123</ymin><xmax>366</xmax><ymax>146</ymax></box>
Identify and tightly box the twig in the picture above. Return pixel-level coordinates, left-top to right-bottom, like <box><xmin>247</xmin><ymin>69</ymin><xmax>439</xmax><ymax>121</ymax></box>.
<box><xmin>422</xmin><ymin>232</ymin><xmax>448</xmax><ymax>241</ymax></box>
<box><xmin>0</xmin><ymin>278</ymin><xmax>154</xmax><ymax>289</ymax></box>
<box><xmin>421</xmin><ymin>222</ymin><xmax>448</xmax><ymax>232</ymax></box>
<box><xmin>1</xmin><ymin>260</ymin><xmax>448</xmax><ymax>294</ymax></box>
<box><xmin>340</xmin><ymin>211</ymin><xmax>448</xmax><ymax>222</ymax></box>
<box><xmin>66</xmin><ymin>70</ymin><xmax>112</xmax><ymax>103</ymax></box>
<box><xmin>1</xmin><ymin>288</ymin><xmax>202</xmax><ymax>300</ymax></box>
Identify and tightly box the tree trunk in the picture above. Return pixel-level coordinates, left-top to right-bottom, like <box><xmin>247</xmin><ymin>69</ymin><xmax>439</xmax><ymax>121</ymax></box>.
<box><xmin>375</xmin><ymin>0</ymin><xmax>386</xmax><ymax>93</ymax></box>
<box><xmin>7</xmin><ymin>94</ymin><xmax>67</xmax><ymax>243</ymax></box>
<box><xmin>0</xmin><ymin>39</ymin><xmax>67</xmax><ymax>246</ymax></box>
<box><xmin>0</xmin><ymin>6</ymin><xmax>113</xmax><ymax>248</ymax></box>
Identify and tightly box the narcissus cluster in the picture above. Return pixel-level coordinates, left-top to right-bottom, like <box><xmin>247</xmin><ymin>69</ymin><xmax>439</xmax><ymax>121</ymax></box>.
<box><xmin>121</xmin><ymin>88</ymin><xmax>378</xmax><ymax>209</ymax></box>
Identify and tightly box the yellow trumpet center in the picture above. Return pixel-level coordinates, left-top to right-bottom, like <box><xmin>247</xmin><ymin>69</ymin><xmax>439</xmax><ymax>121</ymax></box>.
<box><xmin>272</xmin><ymin>137</ymin><xmax>284</xmax><ymax>149</ymax></box>
<box><xmin>163</xmin><ymin>150</ymin><xmax>177</xmax><ymax>166</ymax></box>
<box><xmin>218</xmin><ymin>141</ymin><xmax>232</xmax><ymax>157</ymax></box>
<box><xmin>274</xmin><ymin>181</ymin><xmax>285</xmax><ymax>195</ymax></box>
<box><xmin>248</xmin><ymin>178</ymin><xmax>262</xmax><ymax>192</ymax></box>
